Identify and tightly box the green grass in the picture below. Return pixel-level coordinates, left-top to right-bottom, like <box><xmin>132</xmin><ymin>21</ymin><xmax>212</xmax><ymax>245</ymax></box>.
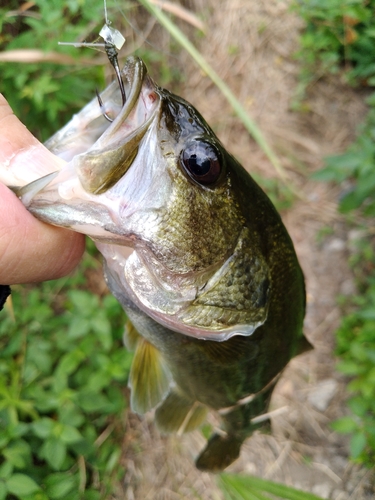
<box><xmin>0</xmin><ymin>248</ymin><xmax>132</xmax><ymax>499</ymax></box>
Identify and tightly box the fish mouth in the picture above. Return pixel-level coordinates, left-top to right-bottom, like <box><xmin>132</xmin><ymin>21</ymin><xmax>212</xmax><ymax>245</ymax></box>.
<box><xmin>73</xmin><ymin>56</ymin><xmax>161</xmax><ymax>194</ymax></box>
<box><xmin>31</xmin><ymin>56</ymin><xmax>160</xmax><ymax>197</ymax></box>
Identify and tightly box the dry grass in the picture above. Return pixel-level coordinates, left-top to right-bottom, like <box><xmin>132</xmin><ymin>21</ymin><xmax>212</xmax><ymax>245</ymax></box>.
<box><xmin>109</xmin><ymin>0</ymin><xmax>374</xmax><ymax>498</ymax></box>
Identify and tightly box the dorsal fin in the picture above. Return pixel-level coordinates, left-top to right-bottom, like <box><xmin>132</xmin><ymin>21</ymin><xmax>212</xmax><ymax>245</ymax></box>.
<box><xmin>155</xmin><ymin>390</ymin><xmax>207</xmax><ymax>434</ymax></box>
<box><xmin>128</xmin><ymin>338</ymin><xmax>171</xmax><ymax>414</ymax></box>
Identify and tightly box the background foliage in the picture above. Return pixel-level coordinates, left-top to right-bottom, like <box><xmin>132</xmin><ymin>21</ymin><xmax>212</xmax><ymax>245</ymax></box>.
<box><xmin>0</xmin><ymin>249</ymin><xmax>131</xmax><ymax>499</ymax></box>
<box><xmin>292</xmin><ymin>0</ymin><xmax>375</xmax><ymax>94</ymax></box>
<box><xmin>293</xmin><ymin>0</ymin><xmax>375</xmax><ymax>469</ymax></box>
<box><xmin>2</xmin><ymin>0</ymin><xmax>375</xmax><ymax>497</ymax></box>
<box><xmin>0</xmin><ymin>0</ymin><xmax>106</xmax><ymax>141</ymax></box>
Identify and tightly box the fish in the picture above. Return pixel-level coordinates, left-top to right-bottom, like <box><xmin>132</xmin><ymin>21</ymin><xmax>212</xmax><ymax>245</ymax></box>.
<box><xmin>1</xmin><ymin>56</ymin><xmax>310</xmax><ymax>471</ymax></box>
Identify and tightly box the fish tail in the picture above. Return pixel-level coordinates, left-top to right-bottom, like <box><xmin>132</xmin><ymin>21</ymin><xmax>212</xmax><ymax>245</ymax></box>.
<box><xmin>195</xmin><ymin>432</ymin><xmax>243</xmax><ymax>472</ymax></box>
<box><xmin>196</xmin><ymin>384</ymin><xmax>275</xmax><ymax>472</ymax></box>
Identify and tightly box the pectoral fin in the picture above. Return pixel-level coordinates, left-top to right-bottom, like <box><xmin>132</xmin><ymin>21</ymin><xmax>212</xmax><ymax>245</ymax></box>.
<box><xmin>128</xmin><ymin>338</ymin><xmax>171</xmax><ymax>414</ymax></box>
<box><xmin>155</xmin><ymin>390</ymin><xmax>207</xmax><ymax>434</ymax></box>
<box><xmin>123</xmin><ymin>319</ymin><xmax>141</xmax><ymax>351</ymax></box>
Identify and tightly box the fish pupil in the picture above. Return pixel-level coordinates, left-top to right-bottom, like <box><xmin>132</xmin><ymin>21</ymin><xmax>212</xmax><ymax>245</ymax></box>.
<box><xmin>181</xmin><ymin>140</ymin><xmax>221</xmax><ymax>185</ymax></box>
<box><xmin>189</xmin><ymin>155</ymin><xmax>210</xmax><ymax>176</ymax></box>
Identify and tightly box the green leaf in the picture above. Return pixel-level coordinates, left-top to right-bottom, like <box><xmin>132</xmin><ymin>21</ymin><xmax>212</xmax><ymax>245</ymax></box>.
<box><xmin>357</xmin><ymin>308</ymin><xmax>375</xmax><ymax>320</ymax></box>
<box><xmin>31</xmin><ymin>418</ymin><xmax>54</xmax><ymax>439</ymax></box>
<box><xmin>81</xmin><ymin>490</ymin><xmax>101</xmax><ymax>500</ymax></box>
<box><xmin>348</xmin><ymin>397</ymin><xmax>369</xmax><ymax>417</ymax></box>
<box><xmin>331</xmin><ymin>416</ymin><xmax>358</xmax><ymax>434</ymax></box>
<box><xmin>78</xmin><ymin>391</ymin><xmax>109</xmax><ymax>413</ymax></box>
<box><xmin>105</xmin><ymin>447</ymin><xmax>121</xmax><ymax>473</ymax></box>
<box><xmin>350</xmin><ymin>432</ymin><xmax>367</xmax><ymax>459</ymax></box>
<box><xmin>67</xmin><ymin>317</ymin><xmax>91</xmax><ymax>339</ymax></box>
<box><xmin>45</xmin><ymin>473</ymin><xmax>77</xmax><ymax>500</ymax></box>
<box><xmin>60</xmin><ymin>425</ymin><xmax>83</xmax><ymax>444</ymax></box>
<box><xmin>56</xmin><ymin>350</ymin><xmax>86</xmax><ymax>376</ymax></box>
<box><xmin>58</xmin><ymin>405</ymin><xmax>85</xmax><ymax>428</ymax></box>
<box><xmin>3</xmin><ymin>440</ymin><xmax>31</xmax><ymax>468</ymax></box>
<box><xmin>41</xmin><ymin>438</ymin><xmax>67</xmax><ymax>470</ymax></box>
<box><xmin>336</xmin><ymin>360</ymin><xmax>361</xmax><ymax>375</ymax></box>
<box><xmin>92</xmin><ymin>315</ymin><xmax>112</xmax><ymax>351</ymax></box>
<box><xmin>6</xmin><ymin>474</ymin><xmax>40</xmax><ymax>496</ymax></box>
<box><xmin>0</xmin><ymin>481</ymin><xmax>7</xmax><ymax>500</ymax></box>
<box><xmin>68</xmin><ymin>290</ymin><xmax>98</xmax><ymax>314</ymax></box>
<box><xmin>0</xmin><ymin>462</ymin><xmax>13</xmax><ymax>480</ymax></box>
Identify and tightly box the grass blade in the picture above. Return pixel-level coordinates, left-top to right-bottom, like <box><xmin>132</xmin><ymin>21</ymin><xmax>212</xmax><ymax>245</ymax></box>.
<box><xmin>219</xmin><ymin>474</ymin><xmax>326</xmax><ymax>500</ymax></box>
<box><xmin>137</xmin><ymin>0</ymin><xmax>290</xmax><ymax>184</ymax></box>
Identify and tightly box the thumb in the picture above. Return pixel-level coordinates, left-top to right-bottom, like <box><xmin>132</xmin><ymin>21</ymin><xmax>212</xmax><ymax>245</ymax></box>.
<box><xmin>0</xmin><ymin>95</ymin><xmax>85</xmax><ymax>284</ymax></box>
<box><xmin>0</xmin><ymin>94</ymin><xmax>66</xmax><ymax>187</ymax></box>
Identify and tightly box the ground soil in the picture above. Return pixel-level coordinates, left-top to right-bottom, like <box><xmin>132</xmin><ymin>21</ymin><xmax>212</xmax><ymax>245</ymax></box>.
<box><xmin>112</xmin><ymin>1</ymin><xmax>374</xmax><ymax>498</ymax></box>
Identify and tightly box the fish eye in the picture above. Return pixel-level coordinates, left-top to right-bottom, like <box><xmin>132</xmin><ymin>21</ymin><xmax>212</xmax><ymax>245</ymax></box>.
<box><xmin>180</xmin><ymin>139</ymin><xmax>222</xmax><ymax>185</ymax></box>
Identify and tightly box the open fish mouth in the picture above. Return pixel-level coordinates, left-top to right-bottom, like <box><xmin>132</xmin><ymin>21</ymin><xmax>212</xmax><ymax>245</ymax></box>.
<box><xmin>20</xmin><ymin>56</ymin><xmax>161</xmax><ymax>203</ymax></box>
<box><xmin>71</xmin><ymin>56</ymin><xmax>161</xmax><ymax>195</ymax></box>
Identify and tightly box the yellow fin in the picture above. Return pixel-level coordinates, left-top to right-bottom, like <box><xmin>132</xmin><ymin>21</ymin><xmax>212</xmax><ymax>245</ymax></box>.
<box><xmin>183</xmin><ymin>403</ymin><xmax>208</xmax><ymax>434</ymax></box>
<box><xmin>123</xmin><ymin>320</ymin><xmax>141</xmax><ymax>351</ymax></box>
<box><xmin>5</xmin><ymin>295</ymin><xmax>15</xmax><ymax>322</ymax></box>
<box><xmin>128</xmin><ymin>338</ymin><xmax>171</xmax><ymax>414</ymax></box>
<box><xmin>155</xmin><ymin>390</ymin><xmax>207</xmax><ymax>434</ymax></box>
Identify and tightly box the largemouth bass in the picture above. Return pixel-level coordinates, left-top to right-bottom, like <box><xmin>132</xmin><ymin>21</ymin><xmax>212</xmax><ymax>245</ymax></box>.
<box><xmin>1</xmin><ymin>57</ymin><xmax>309</xmax><ymax>471</ymax></box>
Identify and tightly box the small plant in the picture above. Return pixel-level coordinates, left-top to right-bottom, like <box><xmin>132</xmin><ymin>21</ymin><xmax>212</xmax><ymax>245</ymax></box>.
<box><xmin>292</xmin><ymin>0</ymin><xmax>375</xmax><ymax>88</ymax></box>
<box><xmin>0</xmin><ymin>0</ymin><xmax>107</xmax><ymax>141</ymax></box>
<box><xmin>0</xmin><ymin>256</ymin><xmax>132</xmax><ymax>499</ymax></box>
<box><xmin>330</xmin><ymin>239</ymin><xmax>375</xmax><ymax>466</ymax></box>
<box><xmin>292</xmin><ymin>0</ymin><xmax>375</xmax><ymax>470</ymax></box>
<box><xmin>313</xmin><ymin>93</ymin><xmax>375</xmax><ymax>216</ymax></box>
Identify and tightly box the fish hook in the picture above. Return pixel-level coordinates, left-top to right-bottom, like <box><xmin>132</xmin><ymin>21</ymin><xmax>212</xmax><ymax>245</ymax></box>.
<box><xmin>59</xmin><ymin>12</ymin><xmax>126</xmax><ymax>123</ymax></box>
<box><xmin>96</xmin><ymin>40</ymin><xmax>127</xmax><ymax>123</ymax></box>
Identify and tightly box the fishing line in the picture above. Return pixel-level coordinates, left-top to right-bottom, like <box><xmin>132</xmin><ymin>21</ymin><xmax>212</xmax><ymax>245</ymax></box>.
<box><xmin>114</xmin><ymin>0</ymin><xmax>179</xmax><ymax>61</ymax></box>
<box><xmin>58</xmin><ymin>0</ymin><xmax>127</xmax><ymax>122</ymax></box>
<box><xmin>104</xmin><ymin>0</ymin><xmax>110</xmax><ymax>26</ymax></box>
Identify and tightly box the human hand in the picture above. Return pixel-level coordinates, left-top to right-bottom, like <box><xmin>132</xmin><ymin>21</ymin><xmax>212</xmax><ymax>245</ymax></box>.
<box><xmin>0</xmin><ymin>94</ymin><xmax>85</xmax><ymax>284</ymax></box>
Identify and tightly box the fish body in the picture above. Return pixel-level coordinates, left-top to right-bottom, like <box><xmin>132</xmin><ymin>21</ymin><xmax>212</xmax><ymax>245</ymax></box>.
<box><xmin>1</xmin><ymin>57</ymin><xmax>308</xmax><ymax>471</ymax></box>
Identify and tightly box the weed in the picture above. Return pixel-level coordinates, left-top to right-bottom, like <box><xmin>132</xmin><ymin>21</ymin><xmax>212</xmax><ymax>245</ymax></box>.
<box><xmin>331</xmin><ymin>239</ymin><xmax>375</xmax><ymax>465</ymax></box>
<box><xmin>313</xmin><ymin>95</ymin><xmax>375</xmax><ymax>216</ymax></box>
<box><xmin>293</xmin><ymin>0</ymin><xmax>375</xmax><ymax>470</ymax></box>
<box><xmin>0</xmin><ymin>0</ymin><xmax>107</xmax><ymax>141</ymax></box>
<box><xmin>219</xmin><ymin>473</ymin><xmax>324</xmax><ymax>500</ymax></box>
<box><xmin>0</xmin><ymin>257</ymin><xmax>132</xmax><ymax>499</ymax></box>
<box><xmin>292</xmin><ymin>0</ymin><xmax>375</xmax><ymax>90</ymax></box>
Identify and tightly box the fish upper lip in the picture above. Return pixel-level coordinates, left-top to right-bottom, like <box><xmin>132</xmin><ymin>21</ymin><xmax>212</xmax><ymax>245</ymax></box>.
<box><xmin>101</xmin><ymin>56</ymin><xmax>161</xmax><ymax>140</ymax></box>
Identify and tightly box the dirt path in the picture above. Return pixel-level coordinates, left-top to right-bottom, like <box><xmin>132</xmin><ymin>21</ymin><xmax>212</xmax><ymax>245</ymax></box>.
<box><xmin>117</xmin><ymin>1</ymin><xmax>373</xmax><ymax>498</ymax></box>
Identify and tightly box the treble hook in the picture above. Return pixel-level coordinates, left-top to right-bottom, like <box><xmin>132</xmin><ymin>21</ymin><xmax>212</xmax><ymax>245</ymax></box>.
<box><xmin>58</xmin><ymin>20</ymin><xmax>126</xmax><ymax>123</ymax></box>
<box><xmin>96</xmin><ymin>40</ymin><xmax>127</xmax><ymax>123</ymax></box>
